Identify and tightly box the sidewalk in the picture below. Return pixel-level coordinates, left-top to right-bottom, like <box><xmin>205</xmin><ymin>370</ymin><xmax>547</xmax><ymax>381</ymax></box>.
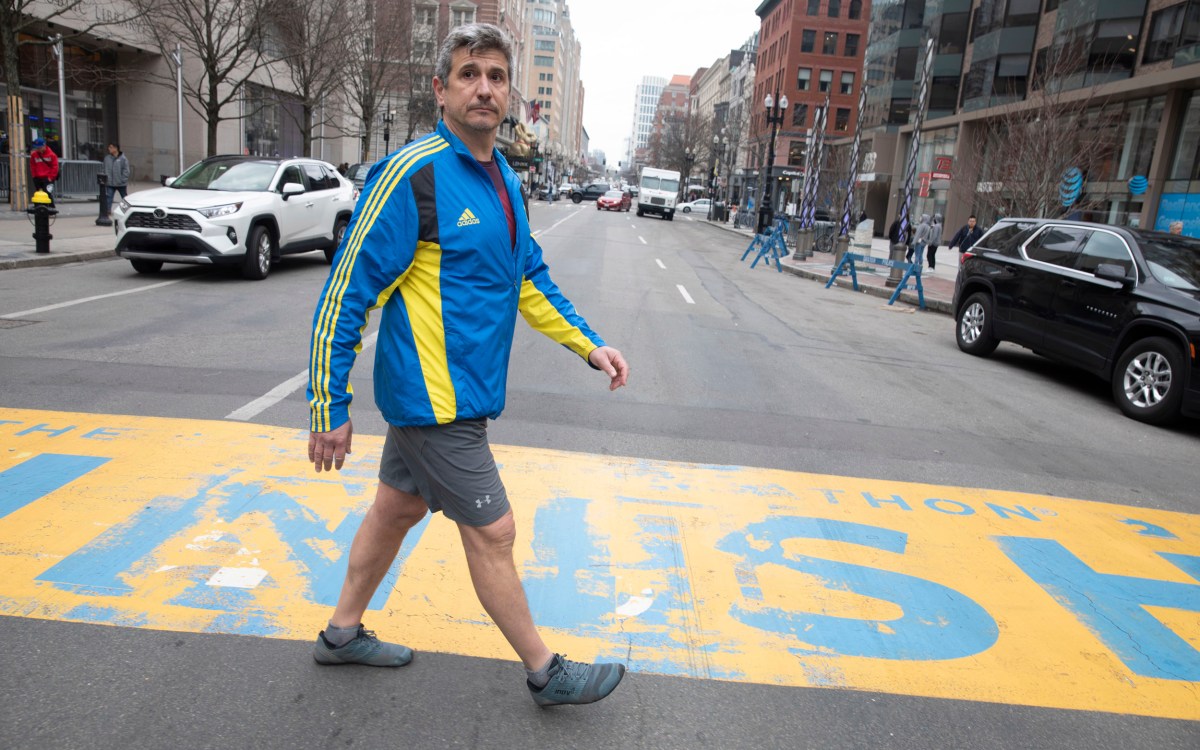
<box><xmin>700</xmin><ymin>217</ymin><xmax>957</xmax><ymax>315</ymax></box>
<box><xmin>0</xmin><ymin>180</ymin><xmax>162</xmax><ymax>270</ymax></box>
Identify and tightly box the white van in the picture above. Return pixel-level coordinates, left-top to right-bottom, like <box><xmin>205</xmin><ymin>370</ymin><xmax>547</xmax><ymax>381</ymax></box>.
<box><xmin>637</xmin><ymin>167</ymin><xmax>681</xmax><ymax>221</ymax></box>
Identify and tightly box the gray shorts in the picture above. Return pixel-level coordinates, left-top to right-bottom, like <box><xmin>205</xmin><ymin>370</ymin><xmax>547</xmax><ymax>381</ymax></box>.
<box><xmin>379</xmin><ymin>418</ymin><xmax>510</xmax><ymax>527</ymax></box>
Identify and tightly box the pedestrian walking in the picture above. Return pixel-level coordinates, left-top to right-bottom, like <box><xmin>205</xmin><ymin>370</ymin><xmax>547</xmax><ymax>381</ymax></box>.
<box><xmin>948</xmin><ymin>215</ymin><xmax>984</xmax><ymax>254</ymax></box>
<box><xmin>101</xmin><ymin>143</ymin><xmax>130</xmax><ymax>220</ymax></box>
<box><xmin>926</xmin><ymin>214</ymin><xmax>944</xmax><ymax>273</ymax></box>
<box><xmin>907</xmin><ymin>213</ymin><xmax>932</xmax><ymax>264</ymax></box>
<box><xmin>305</xmin><ymin>23</ymin><xmax>629</xmax><ymax>708</ymax></box>
<box><xmin>30</xmin><ymin>138</ymin><xmax>59</xmax><ymax>205</ymax></box>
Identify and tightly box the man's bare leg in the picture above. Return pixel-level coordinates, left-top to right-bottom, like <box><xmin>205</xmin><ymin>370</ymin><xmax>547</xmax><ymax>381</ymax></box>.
<box><xmin>457</xmin><ymin>510</ymin><xmax>553</xmax><ymax>670</ymax></box>
<box><xmin>329</xmin><ymin>481</ymin><xmax>428</xmax><ymax>628</ymax></box>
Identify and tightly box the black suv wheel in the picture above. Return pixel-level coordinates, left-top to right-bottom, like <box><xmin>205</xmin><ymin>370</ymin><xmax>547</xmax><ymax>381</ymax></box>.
<box><xmin>956</xmin><ymin>292</ymin><xmax>999</xmax><ymax>356</ymax></box>
<box><xmin>1112</xmin><ymin>337</ymin><xmax>1183</xmax><ymax>425</ymax></box>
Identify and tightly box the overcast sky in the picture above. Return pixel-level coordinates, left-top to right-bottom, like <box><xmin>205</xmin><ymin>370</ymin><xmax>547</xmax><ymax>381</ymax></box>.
<box><xmin>569</xmin><ymin>1</ymin><xmax>762</xmax><ymax>163</ymax></box>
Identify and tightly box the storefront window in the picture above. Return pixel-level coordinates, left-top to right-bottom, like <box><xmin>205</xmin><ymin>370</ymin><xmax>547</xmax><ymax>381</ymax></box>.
<box><xmin>1169</xmin><ymin>90</ymin><xmax>1200</xmax><ymax>181</ymax></box>
<box><xmin>1114</xmin><ymin>96</ymin><xmax>1165</xmax><ymax>181</ymax></box>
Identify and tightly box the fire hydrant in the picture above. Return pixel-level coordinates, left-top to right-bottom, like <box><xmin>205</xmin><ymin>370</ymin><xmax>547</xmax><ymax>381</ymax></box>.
<box><xmin>27</xmin><ymin>190</ymin><xmax>57</xmax><ymax>254</ymax></box>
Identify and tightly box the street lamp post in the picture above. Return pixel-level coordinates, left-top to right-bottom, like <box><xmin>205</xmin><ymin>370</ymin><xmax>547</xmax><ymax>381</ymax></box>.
<box><xmin>708</xmin><ymin>130</ymin><xmax>726</xmax><ymax>221</ymax></box>
<box><xmin>757</xmin><ymin>92</ymin><xmax>788</xmax><ymax>235</ymax></box>
<box><xmin>382</xmin><ymin>108</ymin><xmax>395</xmax><ymax>156</ymax></box>
<box><xmin>683</xmin><ymin>148</ymin><xmax>695</xmax><ymax>202</ymax></box>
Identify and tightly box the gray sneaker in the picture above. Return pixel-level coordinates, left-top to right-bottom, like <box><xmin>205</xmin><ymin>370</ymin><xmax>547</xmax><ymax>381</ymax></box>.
<box><xmin>313</xmin><ymin>626</ymin><xmax>413</xmax><ymax>667</ymax></box>
<box><xmin>528</xmin><ymin>654</ymin><xmax>625</xmax><ymax>706</ymax></box>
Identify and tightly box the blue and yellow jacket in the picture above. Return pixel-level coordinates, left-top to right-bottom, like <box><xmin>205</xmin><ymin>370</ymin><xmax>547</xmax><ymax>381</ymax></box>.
<box><xmin>308</xmin><ymin>121</ymin><xmax>604</xmax><ymax>432</ymax></box>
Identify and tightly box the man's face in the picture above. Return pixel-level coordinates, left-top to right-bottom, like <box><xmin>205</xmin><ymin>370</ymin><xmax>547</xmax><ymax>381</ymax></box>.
<box><xmin>108</xmin><ymin>145</ymin><xmax>118</xmax><ymax>156</ymax></box>
<box><xmin>968</xmin><ymin>217</ymin><xmax>977</xmax><ymax>229</ymax></box>
<box><xmin>433</xmin><ymin>47</ymin><xmax>509</xmax><ymax>137</ymax></box>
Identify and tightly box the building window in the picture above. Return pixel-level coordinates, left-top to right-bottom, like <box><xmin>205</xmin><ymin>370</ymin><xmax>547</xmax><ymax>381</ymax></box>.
<box><xmin>539</xmin><ymin>73</ymin><xmax>547</xmax><ymax>81</ymax></box>
<box><xmin>532</xmin><ymin>8</ymin><xmax>555</xmax><ymax>23</ymax></box>
<box><xmin>938</xmin><ymin>12</ymin><xmax>969</xmax><ymax>55</ymax></box>
<box><xmin>534</xmin><ymin>55</ymin><xmax>553</xmax><ymax>66</ymax></box>
<box><xmin>807</xmin><ymin>0</ymin><xmax>819</xmax><ymax>14</ymax></box>
<box><xmin>895</xmin><ymin>46</ymin><xmax>918</xmax><ymax>80</ymax></box>
<box><xmin>1005</xmin><ymin>0</ymin><xmax>1040</xmax><ymax>28</ymax></box>
<box><xmin>848</xmin><ymin>0</ymin><xmax>862</xmax><ymax>19</ymax></box>
<box><xmin>452</xmin><ymin>8</ymin><xmax>475</xmax><ymax>26</ymax></box>
<box><xmin>797</xmin><ymin>66</ymin><xmax>812</xmax><ymax>90</ymax></box>
<box><xmin>1170</xmin><ymin>91</ymin><xmax>1200</xmax><ymax>180</ymax></box>
<box><xmin>1143</xmin><ymin>4</ymin><xmax>1185</xmax><ymax>63</ymax></box>
<box><xmin>840</xmin><ymin>71</ymin><xmax>855</xmax><ymax>94</ymax></box>
<box><xmin>1089</xmin><ymin>18</ymin><xmax>1141</xmax><ymax>80</ymax></box>
<box><xmin>835</xmin><ymin>107</ymin><xmax>850</xmax><ymax>131</ymax></box>
<box><xmin>823</xmin><ymin>32</ymin><xmax>838</xmax><ymax>55</ymax></box>
<box><xmin>828</xmin><ymin>0</ymin><xmax>840</xmax><ymax>17</ymax></box>
<box><xmin>416</xmin><ymin>6</ymin><xmax>436</xmax><ymax>26</ymax></box>
<box><xmin>788</xmin><ymin>140</ymin><xmax>806</xmax><ymax>166</ymax></box>
<box><xmin>819</xmin><ymin>69</ymin><xmax>833</xmax><ymax>92</ymax></box>
<box><xmin>802</xmin><ymin>29</ymin><xmax>816</xmax><ymax>52</ymax></box>
<box><xmin>538</xmin><ymin>86</ymin><xmax>545</xmax><ymax>95</ymax></box>
<box><xmin>792</xmin><ymin>102</ymin><xmax>809</xmax><ymax>126</ymax></box>
<box><xmin>994</xmin><ymin>54</ymin><xmax>1030</xmax><ymax>97</ymax></box>
<box><xmin>845</xmin><ymin>33</ymin><xmax>859</xmax><ymax>57</ymax></box>
<box><xmin>534</xmin><ymin>39</ymin><xmax>556</xmax><ymax>51</ymax></box>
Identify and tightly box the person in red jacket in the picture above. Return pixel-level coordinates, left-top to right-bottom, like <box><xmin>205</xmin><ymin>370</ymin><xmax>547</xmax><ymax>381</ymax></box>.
<box><xmin>30</xmin><ymin>138</ymin><xmax>60</xmax><ymax>205</ymax></box>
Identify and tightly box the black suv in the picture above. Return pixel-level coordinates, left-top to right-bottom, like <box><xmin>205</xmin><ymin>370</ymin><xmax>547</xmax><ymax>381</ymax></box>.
<box><xmin>570</xmin><ymin>182</ymin><xmax>612</xmax><ymax>203</ymax></box>
<box><xmin>952</xmin><ymin>219</ymin><xmax>1200</xmax><ymax>425</ymax></box>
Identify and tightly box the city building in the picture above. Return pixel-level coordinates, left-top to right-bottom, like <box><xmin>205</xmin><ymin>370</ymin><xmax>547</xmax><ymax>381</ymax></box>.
<box><xmin>749</xmin><ymin>0</ymin><xmax>872</xmax><ymax>218</ymax></box>
<box><xmin>862</xmin><ymin>0</ymin><xmax>1200</xmax><ymax>236</ymax></box>
<box><xmin>519</xmin><ymin>0</ymin><xmax>585</xmax><ymax>187</ymax></box>
<box><xmin>647</xmin><ymin>74</ymin><xmax>693</xmax><ymax>175</ymax></box>
<box><xmin>627</xmin><ymin>76</ymin><xmax>667</xmax><ymax>172</ymax></box>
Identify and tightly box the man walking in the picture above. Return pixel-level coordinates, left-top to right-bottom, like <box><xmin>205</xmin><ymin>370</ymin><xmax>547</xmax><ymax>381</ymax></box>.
<box><xmin>306</xmin><ymin>23</ymin><xmax>629</xmax><ymax>708</ymax></box>
<box><xmin>30</xmin><ymin>138</ymin><xmax>59</xmax><ymax>205</ymax></box>
<box><xmin>948</xmin><ymin>215</ymin><xmax>984</xmax><ymax>255</ymax></box>
<box><xmin>101</xmin><ymin>143</ymin><xmax>130</xmax><ymax>222</ymax></box>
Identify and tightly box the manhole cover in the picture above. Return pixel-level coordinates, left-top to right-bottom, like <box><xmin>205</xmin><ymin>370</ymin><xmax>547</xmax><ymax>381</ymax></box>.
<box><xmin>0</xmin><ymin>318</ymin><xmax>37</xmax><ymax>329</ymax></box>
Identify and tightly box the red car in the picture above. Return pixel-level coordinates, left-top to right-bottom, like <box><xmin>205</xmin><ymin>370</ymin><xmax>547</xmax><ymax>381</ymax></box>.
<box><xmin>596</xmin><ymin>189</ymin><xmax>631</xmax><ymax>212</ymax></box>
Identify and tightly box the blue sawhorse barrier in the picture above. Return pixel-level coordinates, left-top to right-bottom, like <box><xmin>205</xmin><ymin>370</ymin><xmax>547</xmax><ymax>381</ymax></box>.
<box><xmin>740</xmin><ymin>220</ymin><xmax>789</xmax><ymax>272</ymax></box>
<box><xmin>825</xmin><ymin>251</ymin><xmax>926</xmax><ymax>310</ymax></box>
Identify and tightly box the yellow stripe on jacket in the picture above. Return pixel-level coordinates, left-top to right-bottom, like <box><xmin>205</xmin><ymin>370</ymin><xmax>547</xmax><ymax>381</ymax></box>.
<box><xmin>518</xmin><ymin>278</ymin><xmax>599</xmax><ymax>360</ymax></box>
<box><xmin>400</xmin><ymin>241</ymin><xmax>457</xmax><ymax>423</ymax></box>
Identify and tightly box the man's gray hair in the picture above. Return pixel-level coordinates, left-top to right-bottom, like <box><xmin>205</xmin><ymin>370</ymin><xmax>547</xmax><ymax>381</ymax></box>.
<box><xmin>434</xmin><ymin>23</ymin><xmax>514</xmax><ymax>84</ymax></box>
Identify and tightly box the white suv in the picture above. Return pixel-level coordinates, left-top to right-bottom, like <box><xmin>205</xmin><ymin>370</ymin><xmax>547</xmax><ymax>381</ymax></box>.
<box><xmin>114</xmin><ymin>155</ymin><xmax>355</xmax><ymax>280</ymax></box>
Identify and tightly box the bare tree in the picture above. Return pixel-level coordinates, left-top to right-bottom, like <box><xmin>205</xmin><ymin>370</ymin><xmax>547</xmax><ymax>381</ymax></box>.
<box><xmin>648</xmin><ymin>109</ymin><xmax>703</xmax><ymax>186</ymax></box>
<box><xmin>338</xmin><ymin>0</ymin><xmax>418</xmax><ymax>162</ymax></box>
<box><xmin>1</xmin><ymin>0</ymin><xmax>145</xmax><ymax>208</ymax></box>
<box><xmin>262</xmin><ymin>0</ymin><xmax>350</xmax><ymax>156</ymax></box>
<box><xmin>955</xmin><ymin>43</ymin><xmax>1121</xmax><ymax>222</ymax></box>
<box><xmin>132</xmin><ymin>0</ymin><xmax>273</xmax><ymax>157</ymax></box>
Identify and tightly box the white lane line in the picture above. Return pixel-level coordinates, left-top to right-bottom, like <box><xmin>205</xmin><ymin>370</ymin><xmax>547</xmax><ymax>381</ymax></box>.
<box><xmin>676</xmin><ymin>285</ymin><xmax>695</xmax><ymax>304</ymax></box>
<box><xmin>639</xmin><ymin>236</ymin><xmax>647</xmax><ymax>245</ymax></box>
<box><xmin>655</xmin><ymin>258</ymin><xmax>666</xmax><ymax>269</ymax></box>
<box><xmin>226</xmin><ymin>331</ymin><xmax>379</xmax><ymax>421</ymax></box>
<box><xmin>532</xmin><ymin>207</ymin><xmax>582</xmax><ymax>238</ymax></box>
<box><xmin>1</xmin><ymin>278</ymin><xmax>188</xmax><ymax>319</ymax></box>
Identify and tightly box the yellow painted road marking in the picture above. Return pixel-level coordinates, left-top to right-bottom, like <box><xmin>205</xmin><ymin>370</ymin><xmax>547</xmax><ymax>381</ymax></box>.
<box><xmin>0</xmin><ymin>408</ymin><xmax>1197</xmax><ymax>719</ymax></box>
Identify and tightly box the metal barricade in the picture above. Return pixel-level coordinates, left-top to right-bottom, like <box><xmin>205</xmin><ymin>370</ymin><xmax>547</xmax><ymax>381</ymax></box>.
<box><xmin>56</xmin><ymin>160</ymin><xmax>105</xmax><ymax>198</ymax></box>
<box><xmin>0</xmin><ymin>157</ymin><xmax>103</xmax><ymax>200</ymax></box>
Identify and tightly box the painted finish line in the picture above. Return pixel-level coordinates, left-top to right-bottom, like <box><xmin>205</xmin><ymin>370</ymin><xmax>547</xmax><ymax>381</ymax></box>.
<box><xmin>0</xmin><ymin>408</ymin><xmax>1197</xmax><ymax>720</ymax></box>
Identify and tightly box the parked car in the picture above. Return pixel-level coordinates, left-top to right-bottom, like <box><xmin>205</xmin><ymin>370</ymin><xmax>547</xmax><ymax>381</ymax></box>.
<box><xmin>678</xmin><ymin>198</ymin><xmax>713</xmax><ymax>215</ymax></box>
<box><xmin>114</xmin><ymin>155</ymin><xmax>355</xmax><ymax>280</ymax></box>
<box><xmin>570</xmin><ymin>182</ymin><xmax>613</xmax><ymax>203</ymax></box>
<box><xmin>952</xmin><ymin>218</ymin><xmax>1200</xmax><ymax>425</ymax></box>
<box><xmin>345</xmin><ymin>161</ymin><xmax>376</xmax><ymax>195</ymax></box>
<box><xmin>596</xmin><ymin>189</ymin><xmax>631</xmax><ymax>212</ymax></box>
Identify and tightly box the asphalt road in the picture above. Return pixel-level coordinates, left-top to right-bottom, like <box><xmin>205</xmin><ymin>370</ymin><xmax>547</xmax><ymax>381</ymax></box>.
<box><xmin>1</xmin><ymin>201</ymin><xmax>1197</xmax><ymax>749</ymax></box>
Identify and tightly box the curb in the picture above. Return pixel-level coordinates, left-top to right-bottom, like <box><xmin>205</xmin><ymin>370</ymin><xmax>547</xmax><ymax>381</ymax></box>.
<box><xmin>0</xmin><ymin>249</ymin><xmax>117</xmax><ymax>270</ymax></box>
<box><xmin>697</xmin><ymin>219</ymin><xmax>953</xmax><ymax>316</ymax></box>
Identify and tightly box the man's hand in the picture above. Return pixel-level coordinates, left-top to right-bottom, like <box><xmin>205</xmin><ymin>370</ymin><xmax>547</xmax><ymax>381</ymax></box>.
<box><xmin>589</xmin><ymin>346</ymin><xmax>629</xmax><ymax>391</ymax></box>
<box><xmin>309</xmin><ymin>419</ymin><xmax>353</xmax><ymax>473</ymax></box>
